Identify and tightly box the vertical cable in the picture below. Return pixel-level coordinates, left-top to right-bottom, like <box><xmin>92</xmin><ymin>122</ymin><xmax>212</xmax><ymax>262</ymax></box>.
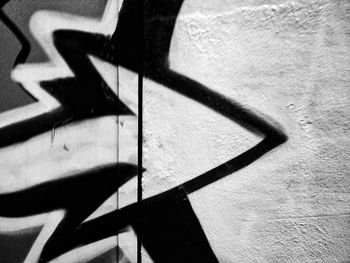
<box><xmin>115</xmin><ymin>0</ymin><xmax>121</xmax><ymax>262</ymax></box>
<box><xmin>137</xmin><ymin>0</ymin><xmax>144</xmax><ymax>262</ymax></box>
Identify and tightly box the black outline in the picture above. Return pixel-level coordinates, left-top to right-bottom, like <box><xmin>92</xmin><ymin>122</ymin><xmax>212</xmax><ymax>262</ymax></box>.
<box><xmin>0</xmin><ymin>1</ymin><xmax>30</xmax><ymax>66</ymax></box>
<box><xmin>0</xmin><ymin>0</ymin><xmax>287</xmax><ymax>262</ymax></box>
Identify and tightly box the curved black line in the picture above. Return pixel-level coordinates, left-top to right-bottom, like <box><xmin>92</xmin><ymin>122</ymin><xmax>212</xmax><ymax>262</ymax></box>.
<box><xmin>0</xmin><ymin>0</ymin><xmax>288</xmax><ymax>261</ymax></box>
<box><xmin>38</xmin><ymin>21</ymin><xmax>286</xmax><ymax>263</ymax></box>
<box><xmin>37</xmin><ymin>0</ymin><xmax>287</xmax><ymax>259</ymax></box>
<box><xmin>0</xmin><ymin>6</ymin><xmax>30</xmax><ymax>66</ymax></box>
<box><xmin>0</xmin><ymin>163</ymin><xmax>138</xmax><ymax>262</ymax></box>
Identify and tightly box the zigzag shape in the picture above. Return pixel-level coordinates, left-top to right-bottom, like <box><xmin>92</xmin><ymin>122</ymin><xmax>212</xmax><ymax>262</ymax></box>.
<box><xmin>0</xmin><ymin>0</ymin><xmax>138</xmax><ymax>262</ymax></box>
<box><xmin>0</xmin><ymin>0</ymin><xmax>137</xmax><ymax>147</ymax></box>
<box><xmin>0</xmin><ymin>0</ymin><xmax>287</xmax><ymax>262</ymax></box>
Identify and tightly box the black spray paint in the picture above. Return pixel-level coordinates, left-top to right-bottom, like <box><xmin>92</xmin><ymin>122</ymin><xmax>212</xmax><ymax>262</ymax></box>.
<box><xmin>0</xmin><ymin>0</ymin><xmax>287</xmax><ymax>262</ymax></box>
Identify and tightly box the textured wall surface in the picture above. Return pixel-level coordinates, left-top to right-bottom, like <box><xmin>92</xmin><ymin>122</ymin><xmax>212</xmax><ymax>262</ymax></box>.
<box><xmin>154</xmin><ymin>0</ymin><xmax>350</xmax><ymax>262</ymax></box>
<box><xmin>0</xmin><ymin>0</ymin><xmax>349</xmax><ymax>262</ymax></box>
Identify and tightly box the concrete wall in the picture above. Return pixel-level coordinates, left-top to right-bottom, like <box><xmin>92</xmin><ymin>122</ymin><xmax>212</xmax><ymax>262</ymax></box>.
<box><xmin>159</xmin><ymin>1</ymin><xmax>350</xmax><ymax>262</ymax></box>
<box><xmin>0</xmin><ymin>0</ymin><xmax>349</xmax><ymax>262</ymax></box>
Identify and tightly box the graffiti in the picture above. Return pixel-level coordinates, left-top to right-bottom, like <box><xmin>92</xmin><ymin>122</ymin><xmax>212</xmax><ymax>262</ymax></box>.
<box><xmin>0</xmin><ymin>7</ymin><xmax>30</xmax><ymax>66</ymax></box>
<box><xmin>0</xmin><ymin>0</ymin><xmax>286</xmax><ymax>262</ymax></box>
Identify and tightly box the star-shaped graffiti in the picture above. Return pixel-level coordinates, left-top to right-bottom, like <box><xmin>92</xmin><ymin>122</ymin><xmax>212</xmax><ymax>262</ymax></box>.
<box><xmin>0</xmin><ymin>0</ymin><xmax>287</xmax><ymax>262</ymax></box>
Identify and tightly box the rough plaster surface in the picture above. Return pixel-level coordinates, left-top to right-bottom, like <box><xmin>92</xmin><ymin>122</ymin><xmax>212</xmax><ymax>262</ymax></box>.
<box><xmin>144</xmin><ymin>0</ymin><xmax>350</xmax><ymax>262</ymax></box>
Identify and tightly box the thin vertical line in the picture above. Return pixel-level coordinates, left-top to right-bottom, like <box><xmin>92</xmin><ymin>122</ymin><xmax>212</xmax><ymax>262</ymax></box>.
<box><xmin>115</xmin><ymin>53</ymin><xmax>120</xmax><ymax>262</ymax></box>
<box><xmin>137</xmin><ymin>0</ymin><xmax>144</xmax><ymax>262</ymax></box>
<box><xmin>115</xmin><ymin>0</ymin><xmax>121</xmax><ymax>262</ymax></box>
